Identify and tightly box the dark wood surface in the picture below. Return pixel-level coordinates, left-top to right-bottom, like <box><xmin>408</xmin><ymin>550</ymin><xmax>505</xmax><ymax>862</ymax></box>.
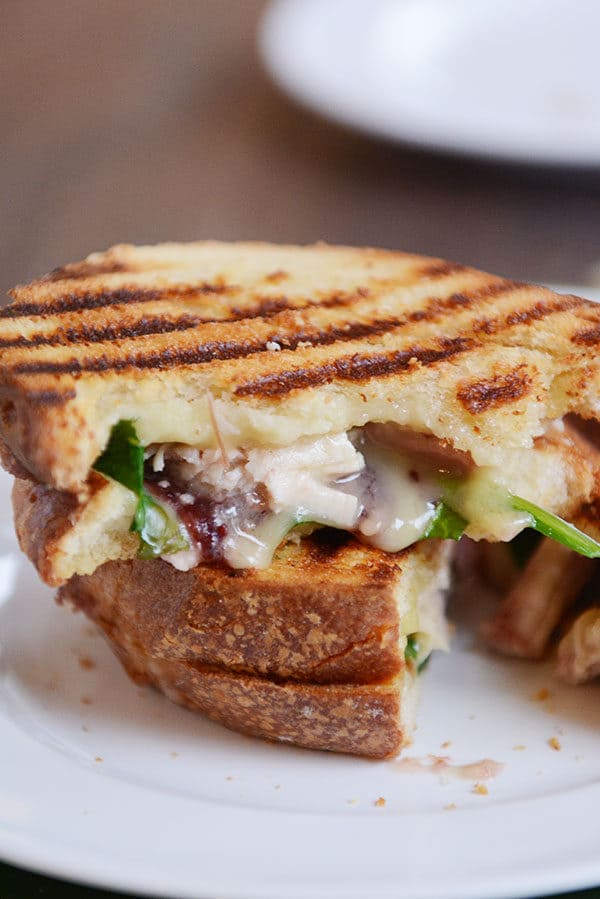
<box><xmin>2</xmin><ymin>2</ymin><xmax>600</xmax><ymax>896</ymax></box>
<box><xmin>3</xmin><ymin>0</ymin><xmax>600</xmax><ymax>299</ymax></box>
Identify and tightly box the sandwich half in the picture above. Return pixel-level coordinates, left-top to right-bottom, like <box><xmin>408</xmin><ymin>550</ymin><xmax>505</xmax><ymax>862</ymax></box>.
<box><xmin>4</xmin><ymin>241</ymin><xmax>600</xmax><ymax>754</ymax></box>
<box><xmin>3</xmin><ymin>241</ymin><xmax>600</xmax><ymax>587</ymax></box>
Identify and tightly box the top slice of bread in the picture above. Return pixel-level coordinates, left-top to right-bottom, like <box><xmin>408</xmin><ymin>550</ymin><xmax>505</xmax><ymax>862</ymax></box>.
<box><xmin>1</xmin><ymin>241</ymin><xmax>600</xmax><ymax>492</ymax></box>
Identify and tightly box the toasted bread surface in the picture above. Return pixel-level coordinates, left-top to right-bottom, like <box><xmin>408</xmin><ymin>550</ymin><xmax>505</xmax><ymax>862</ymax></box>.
<box><xmin>58</xmin><ymin>534</ymin><xmax>450</xmax><ymax>684</ymax></box>
<box><xmin>2</xmin><ymin>242</ymin><xmax>600</xmax><ymax>491</ymax></box>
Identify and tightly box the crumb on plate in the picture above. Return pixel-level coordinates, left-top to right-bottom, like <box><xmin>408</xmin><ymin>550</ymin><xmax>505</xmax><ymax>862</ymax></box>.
<box><xmin>78</xmin><ymin>656</ymin><xmax>95</xmax><ymax>671</ymax></box>
<box><xmin>531</xmin><ymin>687</ymin><xmax>550</xmax><ymax>702</ymax></box>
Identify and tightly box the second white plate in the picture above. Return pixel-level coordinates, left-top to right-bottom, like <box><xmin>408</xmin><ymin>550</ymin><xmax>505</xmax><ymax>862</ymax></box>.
<box><xmin>260</xmin><ymin>0</ymin><xmax>600</xmax><ymax>167</ymax></box>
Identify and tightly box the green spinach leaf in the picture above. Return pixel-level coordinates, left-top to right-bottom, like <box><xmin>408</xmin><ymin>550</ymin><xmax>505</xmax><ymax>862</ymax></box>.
<box><xmin>510</xmin><ymin>495</ymin><xmax>600</xmax><ymax>559</ymax></box>
<box><xmin>93</xmin><ymin>420</ymin><xmax>188</xmax><ymax>559</ymax></box>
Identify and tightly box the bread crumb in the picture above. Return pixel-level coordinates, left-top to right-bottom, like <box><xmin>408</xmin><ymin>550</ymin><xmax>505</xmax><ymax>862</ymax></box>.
<box><xmin>94</xmin><ymin>756</ymin><xmax>103</xmax><ymax>763</ymax></box>
<box><xmin>531</xmin><ymin>687</ymin><xmax>550</xmax><ymax>702</ymax></box>
<box><xmin>443</xmin><ymin>803</ymin><xmax>457</xmax><ymax>811</ymax></box>
<box><xmin>374</xmin><ymin>797</ymin><xmax>386</xmax><ymax>808</ymax></box>
<box><xmin>170</xmin><ymin>752</ymin><xmax>179</xmax><ymax>759</ymax></box>
<box><xmin>548</xmin><ymin>737</ymin><xmax>561</xmax><ymax>751</ymax></box>
<box><xmin>80</xmin><ymin>696</ymin><xmax>92</xmax><ymax>705</ymax></box>
<box><xmin>78</xmin><ymin>656</ymin><xmax>95</xmax><ymax>671</ymax></box>
<box><xmin>347</xmin><ymin>799</ymin><xmax>358</xmax><ymax>806</ymax></box>
<box><xmin>441</xmin><ymin>741</ymin><xmax>452</xmax><ymax>749</ymax></box>
<box><xmin>512</xmin><ymin>744</ymin><xmax>526</xmax><ymax>751</ymax></box>
<box><xmin>472</xmin><ymin>783</ymin><xmax>488</xmax><ymax>795</ymax></box>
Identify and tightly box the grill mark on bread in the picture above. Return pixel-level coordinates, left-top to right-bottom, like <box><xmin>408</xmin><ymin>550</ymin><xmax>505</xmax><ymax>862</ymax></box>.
<box><xmin>0</xmin><ymin>314</ymin><xmax>204</xmax><ymax>350</ymax></box>
<box><xmin>417</xmin><ymin>260</ymin><xmax>468</xmax><ymax>279</ymax></box>
<box><xmin>457</xmin><ymin>368</ymin><xmax>532</xmax><ymax>414</ymax></box>
<box><xmin>7</xmin><ymin>316</ymin><xmax>410</xmax><ymax>375</ymax></box>
<box><xmin>43</xmin><ymin>260</ymin><xmax>130</xmax><ymax>282</ymax></box>
<box><xmin>3</xmin><ymin>283</ymin><xmax>371</xmax><ymax>324</ymax></box>
<box><xmin>24</xmin><ymin>388</ymin><xmax>77</xmax><ymax>405</ymax></box>
<box><xmin>1</xmin><ymin>284</ymin><xmax>230</xmax><ymax>318</ymax></box>
<box><xmin>231</xmin><ymin>287</ymin><xmax>370</xmax><ymax>319</ymax></box>
<box><xmin>2</xmin><ymin>277</ymin><xmax>590</xmax><ymax>390</ymax></box>
<box><xmin>0</xmin><ymin>277</ymin><xmax>511</xmax><ymax>365</ymax></box>
<box><xmin>572</xmin><ymin>324</ymin><xmax>600</xmax><ymax>346</ymax></box>
<box><xmin>2</xmin><ymin>279</ymin><xmax>573</xmax><ymax>378</ymax></box>
<box><xmin>235</xmin><ymin>337</ymin><xmax>475</xmax><ymax>397</ymax></box>
<box><xmin>405</xmin><ymin>279</ymin><xmax>519</xmax><ymax>324</ymax></box>
<box><xmin>473</xmin><ymin>295</ymin><xmax>586</xmax><ymax>335</ymax></box>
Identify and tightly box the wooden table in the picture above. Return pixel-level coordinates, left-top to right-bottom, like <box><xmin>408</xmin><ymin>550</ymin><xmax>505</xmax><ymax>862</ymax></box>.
<box><xmin>3</xmin><ymin>0</ymin><xmax>600</xmax><ymax>298</ymax></box>
<box><xmin>2</xmin><ymin>2</ymin><xmax>600</xmax><ymax>896</ymax></box>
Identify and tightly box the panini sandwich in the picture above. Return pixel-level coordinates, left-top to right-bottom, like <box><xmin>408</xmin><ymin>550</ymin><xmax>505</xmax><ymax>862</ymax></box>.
<box><xmin>3</xmin><ymin>241</ymin><xmax>600</xmax><ymax>755</ymax></box>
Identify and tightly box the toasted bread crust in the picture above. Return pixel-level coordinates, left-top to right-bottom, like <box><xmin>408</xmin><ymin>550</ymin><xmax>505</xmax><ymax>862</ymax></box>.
<box><xmin>13</xmin><ymin>478</ymin><xmax>80</xmax><ymax>585</ymax></box>
<box><xmin>118</xmin><ymin>652</ymin><xmax>410</xmax><ymax>759</ymax></box>
<box><xmin>58</xmin><ymin>536</ymin><xmax>448</xmax><ymax>684</ymax></box>
<box><xmin>2</xmin><ymin>242</ymin><xmax>600</xmax><ymax>490</ymax></box>
<box><xmin>56</xmin><ymin>532</ymin><xmax>434</xmax><ymax>757</ymax></box>
<box><xmin>13</xmin><ymin>474</ymin><xmax>138</xmax><ymax>586</ymax></box>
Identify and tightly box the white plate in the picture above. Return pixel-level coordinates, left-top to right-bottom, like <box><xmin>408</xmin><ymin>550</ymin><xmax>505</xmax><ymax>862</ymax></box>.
<box><xmin>259</xmin><ymin>0</ymin><xmax>600</xmax><ymax>167</ymax></box>
<box><xmin>2</xmin><ymin>286</ymin><xmax>600</xmax><ymax>899</ymax></box>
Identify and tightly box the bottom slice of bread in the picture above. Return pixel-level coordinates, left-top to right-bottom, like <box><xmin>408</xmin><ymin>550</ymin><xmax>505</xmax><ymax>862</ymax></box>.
<box><xmin>57</xmin><ymin>532</ymin><xmax>451</xmax><ymax>758</ymax></box>
<box><xmin>114</xmin><ymin>643</ymin><xmax>416</xmax><ymax>759</ymax></box>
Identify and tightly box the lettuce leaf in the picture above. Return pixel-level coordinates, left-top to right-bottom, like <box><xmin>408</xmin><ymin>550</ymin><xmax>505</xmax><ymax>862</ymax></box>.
<box><xmin>93</xmin><ymin>420</ymin><xmax>188</xmax><ymax>559</ymax></box>
<box><xmin>510</xmin><ymin>495</ymin><xmax>600</xmax><ymax>559</ymax></box>
<box><xmin>423</xmin><ymin>501</ymin><xmax>467</xmax><ymax>541</ymax></box>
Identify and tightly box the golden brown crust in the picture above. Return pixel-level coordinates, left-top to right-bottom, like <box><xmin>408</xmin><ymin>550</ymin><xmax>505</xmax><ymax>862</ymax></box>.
<box><xmin>55</xmin><ymin>531</ymin><xmax>438</xmax><ymax>758</ymax></box>
<box><xmin>12</xmin><ymin>473</ymin><xmax>138</xmax><ymax>586</ymax></box>
<box><xmin>2</xmin><ymin>241</ymin><xmax>600</xmax><ymax>490</ymax></box>
<box><xmin>13</xmin><ymin>479</ymin><xmax>80</xmax><ymax>586</ymax></box>
<box><xmin>122</xmin><ymin>653</ymin><xmax>409</xmax><ymax>759</ymax></box>
<box><xmin>59</xmin><ymin>536</ymin><xmax>446</xmax><ymax>684</ymax></box>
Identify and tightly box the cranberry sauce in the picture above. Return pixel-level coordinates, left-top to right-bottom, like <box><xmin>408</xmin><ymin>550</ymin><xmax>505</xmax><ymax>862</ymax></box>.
<box><xmin>144</xmin><ymin>465</ymin><xmax>265</xmax><ymax>562</ymax></box>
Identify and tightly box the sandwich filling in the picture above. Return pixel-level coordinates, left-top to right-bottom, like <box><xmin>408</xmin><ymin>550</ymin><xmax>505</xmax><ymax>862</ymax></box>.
<box><xmin>93</xmin><ymin>419</ymin><xmax>600</xmax><ymax>573</ymax></box>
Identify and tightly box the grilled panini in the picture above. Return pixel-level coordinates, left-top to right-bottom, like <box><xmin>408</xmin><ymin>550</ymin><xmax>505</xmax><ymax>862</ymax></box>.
<box><xmin>5</xmin><ymin>240</ymin><xmax>600</xmax><ymax>754</ymax></box>
<box><xmin>58</xmin><ymin>533</ymin><xmax>452</xmax><ymax>758</ymax></box>
<box><xmin>2</xmin><ymin>241</ymin><xmax>600</xmax><ymax>585</ymax></box>
<box><xmin>2</xmin><ymin>241</ymin><xmax>600</xmax><ymax>490</ymax></box>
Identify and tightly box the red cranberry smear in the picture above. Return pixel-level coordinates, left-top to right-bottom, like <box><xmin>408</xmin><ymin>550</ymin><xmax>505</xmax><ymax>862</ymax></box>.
<box><xmin>145</xmin><ymin>471</ymin><xmax>227</xmax><ymax>562</ymax></box>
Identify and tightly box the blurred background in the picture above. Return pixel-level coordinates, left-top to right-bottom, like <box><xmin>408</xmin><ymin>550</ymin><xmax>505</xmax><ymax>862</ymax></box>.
<box><xmin>3</xmin><ymin>0</ymin><xmax>600</xmax><ymax>301</ymax></box>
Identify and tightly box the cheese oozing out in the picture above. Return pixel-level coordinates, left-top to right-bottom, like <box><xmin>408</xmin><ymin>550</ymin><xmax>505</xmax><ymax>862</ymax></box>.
<box><xmin>143</xmin><ymin>424</ymin><xmax>528</xmax><ymax>572</ymax></box>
